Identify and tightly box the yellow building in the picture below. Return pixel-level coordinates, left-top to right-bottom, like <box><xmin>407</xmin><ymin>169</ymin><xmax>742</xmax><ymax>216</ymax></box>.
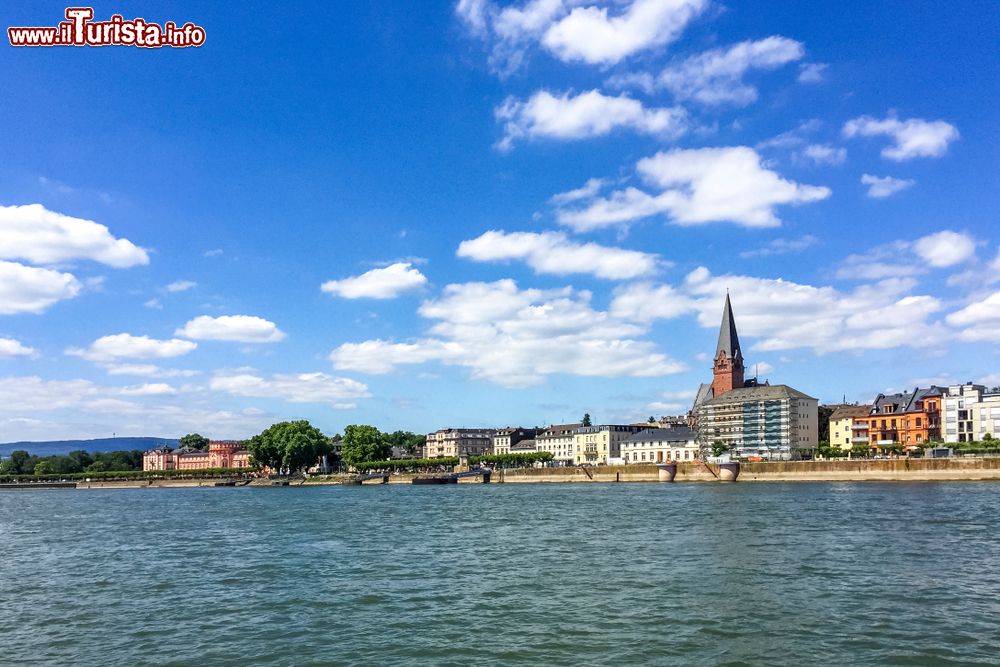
<box><xmin>828</xmin><ymin>405</ymin><xmax>871</xmax><ymax>450</ymax></box>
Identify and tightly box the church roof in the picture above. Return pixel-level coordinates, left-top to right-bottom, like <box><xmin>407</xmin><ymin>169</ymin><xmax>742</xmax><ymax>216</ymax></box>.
<box><xmin>716</xmin><ymin>293</ymin><xmax>742</xmax><ymax>360</ymax></box>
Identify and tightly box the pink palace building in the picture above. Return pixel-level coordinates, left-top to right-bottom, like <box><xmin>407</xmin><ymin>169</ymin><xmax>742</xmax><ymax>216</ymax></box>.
<box><xmin>143</xmin><ymin>440</ymin><xmax>252</xmax><ymax>471</ymax></box>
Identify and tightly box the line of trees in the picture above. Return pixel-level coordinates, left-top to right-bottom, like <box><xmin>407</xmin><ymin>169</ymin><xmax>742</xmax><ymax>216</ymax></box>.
<box><xmin>0</xmin><ymin>449</ymin><xmax>144</xmax><ymax>476</ymax></box>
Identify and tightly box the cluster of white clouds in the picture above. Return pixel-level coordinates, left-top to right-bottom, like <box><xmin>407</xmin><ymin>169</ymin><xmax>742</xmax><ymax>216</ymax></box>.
<box><xmin>330</xmin><ymin>278</ymin><xmax>686</xmax><ymax>387</ymax></box>
<box><xmin>457</xmin><ymin>0</ymin><xmax>708</xmax><ymax>73</ymax></box>
<box><xmin>210</xmin><ymin>371</ymin><xmax>370</xmax><ymax>409</ymax></box>
<box><xmin>0</xmin><ymin>375</ymin><xmax>280</xmax><ymax>441</ymax></box>
<box><xmin>610</xmin><ymin>36</ymin><xmax>805</xmax><ymax>106</ymax></box>
<box><xmin>838</xmin><ymin>230</ymin><xmax>977</xmax><ymax>281</ymax></box>
<box><xmin>554</xmin><ymin>146</ymin><xmax>830</xmax><ymax>231</ymax></box>
<box><xmin>0</xmin><ymin>203</ymin><xmax>147</xmax><ymax>317</ymax></box>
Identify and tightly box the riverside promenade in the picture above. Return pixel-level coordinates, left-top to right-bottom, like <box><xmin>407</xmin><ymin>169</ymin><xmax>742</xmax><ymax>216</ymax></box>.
<box><xmin>470</xmin><ymin>458</ymin><xmax>1000</xmax><ymax>483</ymax></box>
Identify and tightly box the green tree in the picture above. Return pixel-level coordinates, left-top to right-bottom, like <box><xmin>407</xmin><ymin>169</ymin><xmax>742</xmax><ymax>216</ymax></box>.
<box><xmin>34</xmin><ymin>459</ymin><xmax>53</xmax><ymax>476</ymax></box>
<box><xmin>341</xmin><ymin>425</ymin><xmax>391</xmax><ymax>466</ymax></box>
<box><xmin>67</xmin><ymin>450</ymin><xmax>93</xmax><ymax>472</ymax></box>
<box><xmin>582</xmin><ymin>413</ymin><xmax>592</xmax><ymax>427</ymax></box>
<box><xmin>817</xmin><ymin>405</ymin><xmax>835</xmax><ymax>443</ymax></box>
<box><xmin>711</xmin><ymin>440</ymin><xmax>730</xmax><ymax>457</ymax></box>
<box><xmin>179</xmin><ymin>433</ymin><xmax>210</xmax><ymax>451</ymax></box>
<box><xmin>8</xmin><ymin>450</ymin><xmax>35</xmax><ymax>474</ymax></box>
<box><xmin>246</xmin><ymin>421</ymin><xmax>331</xmax><ymax>473</ymax></box>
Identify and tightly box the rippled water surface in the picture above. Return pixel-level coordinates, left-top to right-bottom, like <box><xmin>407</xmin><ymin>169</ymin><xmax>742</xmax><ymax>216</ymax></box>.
<box><xmin>2</xmin><ymin>482</ymin><xmax>999</xmax><ymax>666</ymax></box>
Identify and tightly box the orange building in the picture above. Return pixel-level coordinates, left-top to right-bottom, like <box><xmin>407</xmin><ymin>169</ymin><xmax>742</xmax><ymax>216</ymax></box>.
<box><xmin>858</xmin><ymin>387</ymin><xmax>944</xmax><ymax>450</ymax></box>
<box><xmin>143</xmin><ymin>440</ymin><xmax>251</xmax><ymax>471</ymax></box>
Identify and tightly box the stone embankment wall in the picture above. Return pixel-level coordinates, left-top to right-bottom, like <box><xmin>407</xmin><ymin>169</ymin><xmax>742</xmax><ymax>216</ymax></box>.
<box><xmin>493</xmin><ymin>458</ymin><xmax>1000</xmax><ymax>483</ymax></box>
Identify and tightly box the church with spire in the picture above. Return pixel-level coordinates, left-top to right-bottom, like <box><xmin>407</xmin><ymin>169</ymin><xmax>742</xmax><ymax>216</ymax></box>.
<box><xmin>692</xmin><ymin>295</ymin><xmax>819</xmax><ymax>461</ymax></box>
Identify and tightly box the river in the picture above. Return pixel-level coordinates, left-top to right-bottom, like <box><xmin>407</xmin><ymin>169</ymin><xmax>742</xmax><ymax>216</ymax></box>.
<box><xmin>1</xmin><ymin>482</ymin><xmax>998</xmax><ymax>665</ymax></box>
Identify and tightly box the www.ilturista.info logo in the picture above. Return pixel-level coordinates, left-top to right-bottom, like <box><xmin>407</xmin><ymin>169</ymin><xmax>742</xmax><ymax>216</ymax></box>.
<box><xmin>8</xmin><ymin>8</ymin><xmax>205</xmax><ymax>48</ymax></box>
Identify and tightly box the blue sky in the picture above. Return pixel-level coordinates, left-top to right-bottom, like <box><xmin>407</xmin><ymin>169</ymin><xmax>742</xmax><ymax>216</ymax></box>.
<box><xmin>1</xmin><ymin>0</ymin><xmax>998</xmax><ymax>441</ymax></box>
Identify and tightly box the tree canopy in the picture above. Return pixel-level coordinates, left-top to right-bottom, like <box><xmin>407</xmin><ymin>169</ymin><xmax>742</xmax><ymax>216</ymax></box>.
<box><xmin>582</xmin><ymin>413</ymin><xmax>592</xmax><ymax>427</ymax></box>
<box><xmin>245</xmin><ymin>420</ymin><xmax>331</xmax><ymax>472</ymax></box>
<box><xmin>179</xmin><ymin>433</ymin><xmax>210</xmax><ymax>450</ymax></box>
<box><xmin>341</xmin><ymin>425</ymin><xmax>391</xmax><ymax>466</ymax></box>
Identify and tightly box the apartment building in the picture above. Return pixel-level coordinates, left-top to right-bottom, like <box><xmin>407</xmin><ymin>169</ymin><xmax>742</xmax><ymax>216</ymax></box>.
<box><xmin>828</xmin><ymin>404</ymin><xmax>872</xmax><ymax>450</ymax></box>
<box><xmin>857</xmin><ymin>387</ymin><xmax>943</xmax><ymax>449</ymax></box>
<box><xmin>696</xmin><ymin>385</ymin><xmax>818</xmax><ymax>461</ymax></box>
<box><xmin>536</xmin><ymin>423</ymin><xmax>580</xmax><ymax>466</ymax></box>
<box><xmin>424</xmin><ymin>428</ymin><xmax>495</xmax><ymax>458</ymax></box>
<box><xmin>943</xmin><ymin>383</ymin><xmax>1000</xmax><ymax>443</ymax></box>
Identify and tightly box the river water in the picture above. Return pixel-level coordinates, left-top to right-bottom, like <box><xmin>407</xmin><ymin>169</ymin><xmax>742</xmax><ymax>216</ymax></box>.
<box><xmin>1</xmin><ymin>482</ymin><xmax>998</xmax><ymax>666</ymax></box>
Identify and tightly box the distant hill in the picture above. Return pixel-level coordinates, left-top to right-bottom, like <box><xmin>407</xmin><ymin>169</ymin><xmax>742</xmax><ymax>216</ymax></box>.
<box><xmin>0</xmin><ymin>437</ymin><xmax>179</xmax><ymax>458</ymax></box>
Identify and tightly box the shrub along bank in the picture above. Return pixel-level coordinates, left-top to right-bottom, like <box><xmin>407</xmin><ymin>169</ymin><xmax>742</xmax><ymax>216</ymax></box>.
<box><xmin>0</xmin><ymin>467</ymin><xmax>256</xmax><ymax>484</ymax></box>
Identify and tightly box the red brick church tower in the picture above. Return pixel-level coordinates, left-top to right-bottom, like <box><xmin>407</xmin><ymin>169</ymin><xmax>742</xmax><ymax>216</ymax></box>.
<box><xmin>711</xmin><ymin>293</ymin><xmax>745</xmax><ymax>398</ymax></box>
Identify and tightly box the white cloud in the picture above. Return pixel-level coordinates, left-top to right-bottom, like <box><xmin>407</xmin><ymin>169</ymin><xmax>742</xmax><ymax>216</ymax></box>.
<box><xmin>66</xmin><ymin>333</ymin><xmax>197</xmax><ymax>363</ymax></box>
<box><xmin>210</xmin><ymin>371</ymin><xmax>370</xmax><ymax>406</ymax></box>
<box><xmin>740</xmin><ymin>235</ymin><xmax>818</xmax><ymax>259</ymax></box>
<box><xmin>803</xmin><ymin>144</ymin><xmax>847</xmax><ymax>165</ymax></box>
<box><xmin>320</xmin><ymin>262</ymin><xmax>427</xmax><ymax>299</ymax></box>
<box><xmin>176</xmin><ymin>315</ymin><xmax>286</xmax><ymax>343</ymax></box>
<box><xmin>680</xmin><ymin>267</ymin><xmax>945</xmax><ymax>353</ymax></box>
<box><xmin>861</xmin><ymin>174</ymin><xmax>915</xmax><ymax>198</ymax></box>
<box><xmin>0</xmin><ymin>375</ymin><xmax>280</xmax><ymax>441</ymax></box>
<box><xmin>630</xmin><ymin>36</ymin><xmax>805</xmax><ymax>106</ymax></box>
<box><xmin>912</xmin><ymin>230</ymin><xmax>976</xmax><ymax>267</ymax></box>
<box><xmin>550</xmin><ymin>177</ymin><xmax>607</xmax><ymax>204</ymax></box>
<box><xmin>0</xmin><ymin>338</ymin><xmax>38</xmax><ymax>358</ymax></box>
<box><xmin>457</xmin><ymin>0</ymin><xmax>706</xmax><ymax>73</ymax></box>
<box><xmin>608</xmin><ymin>282</ymin><xmax>694</xmax><ymax>322</ymax></box>
<box><xmin>843</xmin><ymin>114</ymin><xmax>959</xmax><ymax>161</ymax></box>
<box><xmin>555</xmin><ymin>146</ymin><xmax>830</xmax><ymax>231</ymax></box>
<box><xmin>543</xmin><ymin>0</ymin><xmax>707</xmax><ymax>66</ymax></box>
<box><xmin>144</xmin><ymin>298</ymin><xmax>163</xmax><ymax>309</ymax></box>
<box><xmin>204</xmin><ymin>248</ymin><xmax>224</xmax><ymax>258</ymax></box>
<box><xmin>0</xmin><ymin>203</ymin><xmax>148</xmax><ymax>267</ymax></box>
<box><xmin>606</xmin><ymin>267</ymin><xmax>947</xmax><ymax>354</ymax></box>
<box><xmin>103</xmin><ymin>363</ymin><xmax>201</xmax><ymax>378</ymax></box>
<box><xmin>0</xmin><ymin>260</ymin><xmax>82</xmax><ymax>315</ymax></box>
<box><xmin>946</xmin><ymin>291</ymin><xmax>1000</xmax><ymax>342</ymax></box>
<box><xmin>837</xmin><ymin>230</ymin><xmax>976</xmax><ymax>280</ymax></box>
<box><xmin>118</xmin><ymin>383</ymin><xmax>177</xmax><ymax>396</ymax></box>
<box><xmin>0</xmin><ymin>376</ymin><xmax>99</xmax><ymax>411</ymax></box>
<box><xmin>330</xmin><ymin>278</ymin><xmax>686</xmax><ymax>387</ymax></box>
<box><xmin>165</xmin><ymin>280</ymin><xmax>197</xmax><ymax>293</ymax></box>
<box><xmin>496</xmin><ymin>89</ymin><xmax>686</xmax><ymax>149</ymax></box>
<box><xmin>797</xmin><ymin>62</ymin><xmax>827</xmax><ymax>83</ymax></box>
<box><xmin>457</xmin><ymin>230</ymin><xmax>662</xmax><ymax>279</ymax></box>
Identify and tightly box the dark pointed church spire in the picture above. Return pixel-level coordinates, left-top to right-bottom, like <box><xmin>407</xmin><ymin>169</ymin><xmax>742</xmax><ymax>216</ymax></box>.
<box><xmin>715</xmin><ymin>292</ymin><xmax>742</xmax><ymax>361</ymax></box>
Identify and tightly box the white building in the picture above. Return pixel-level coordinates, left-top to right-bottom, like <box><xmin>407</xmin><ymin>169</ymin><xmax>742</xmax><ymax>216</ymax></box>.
<box><xmin>491</xmin><ymin>427</ymin><xmax>537</xmax><ymax>455</ymax></box>
<box><xmin>621</xmin><ymin>427</ymin><xmax>699</xmax><ymax>464</ymax></box>
<box><xmin>574</xmin><ymin>425</ymin><xmax>651</xmax><ymax>465</ymax></box>
<box><xmin>944</xmin><ymin>383</ymin><xmax>1000</xmax><ymax>443</ymax></box>
<box><xmin>536</xmin><ymin>423</ymin><xmax>580</xmax><ymax>466</ymax></box>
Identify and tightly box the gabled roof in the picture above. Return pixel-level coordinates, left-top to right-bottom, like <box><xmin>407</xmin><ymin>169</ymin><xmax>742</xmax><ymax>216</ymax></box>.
<box><xmin>701</xmin><ymin>384</ymin><xmax>816</xmax><ymax>406</ymax></box>
<box><xmin>625</xmin><ymin>427</ymin><xmax>697</xmax><ymax>444</ymax></box>
<box><xmin>716</xmin><ymin>293</ymin><xmax>742</xmax><ymax>361</ymax></box>
<box><xmin>869</xmin><ymin>387</ymin><xmax>945</xmax><ymax>415</ymax></box>
<box><xmin>830</xmin><ymin>405</ymin><xmax>872</xmax><ymax>421</ymax></box>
